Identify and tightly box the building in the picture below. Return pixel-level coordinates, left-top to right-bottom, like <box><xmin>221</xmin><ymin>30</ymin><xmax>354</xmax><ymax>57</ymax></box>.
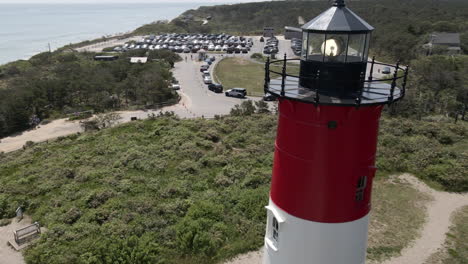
<box><xmin>130</xmin><ymin>57</ymin><xmax>148</xmax><ymax>64</ymax></box>
<box><xmin>424</xmin><ymin>32</ymin><xmax>461</xmax><ymax>55</ymax></box>
<box><xmin>284</xmin><ymin>26</ymin><xmax>302</xmax><ymax>40</ymax></box>
<box><xmin>263</xmin><ymin>27</ymin><xmax>275</xmax><ymax>38</ymax></box>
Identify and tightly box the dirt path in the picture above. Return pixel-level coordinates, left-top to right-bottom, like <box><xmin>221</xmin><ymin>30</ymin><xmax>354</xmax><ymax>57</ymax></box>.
<box><xmin>381</xmin><ymin>174</ymin><xmax>468</xmax><ymax>264</ymax></box>
<box><xmin>0</xmin><ymin>119</ymin><xmax>82</xmax><ymax>153</ymax></box>
<box><xmin>0</xmin><ymin>216</ymin><xmax>33</xmax><ymax>264</ymax></box>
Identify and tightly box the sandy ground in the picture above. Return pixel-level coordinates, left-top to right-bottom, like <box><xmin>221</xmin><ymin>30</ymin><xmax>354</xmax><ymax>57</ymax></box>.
<box><xmin>224</xmin><ymin>250</ymin><xmax>263</xmax><ymax>264</ymax></box>
<box><xmin>380</xmin><ymin>174</ymin><xmax>468</xmax><ymax>264</ymax></box>
<box><xmin>0</xmin><ymin>216</ymin><xmax>33</xmax><ymax>264</ymax></box>
<box><xmin>0</xmin><ymin>119</ymin><xmax>82</xmax><ymax>153</ymax></box>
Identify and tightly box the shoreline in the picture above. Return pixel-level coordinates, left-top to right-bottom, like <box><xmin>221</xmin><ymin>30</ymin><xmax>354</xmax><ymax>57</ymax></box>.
<box><xmin>0</xmin><ymin>1</ymin><xmax>220</xmax><ymax>66</ymax></box>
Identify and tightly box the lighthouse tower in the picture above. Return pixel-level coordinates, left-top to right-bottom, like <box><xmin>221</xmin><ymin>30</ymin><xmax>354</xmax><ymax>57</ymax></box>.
<box><xmin>262</xmin><ymin>1</ymin><xmax>409</xmax><ymax>264</ymax></box>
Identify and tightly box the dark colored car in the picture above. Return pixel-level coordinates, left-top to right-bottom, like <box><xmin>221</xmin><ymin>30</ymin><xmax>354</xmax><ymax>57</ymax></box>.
<box><xmin>208</xmin><ymin>83</ymin><xmax>223</xmax><ymax>93</ymax></box>
<box><xmin>263</xmin><ymin>93</ymin><xmax>277</xmax><ymax>101</ymax></box>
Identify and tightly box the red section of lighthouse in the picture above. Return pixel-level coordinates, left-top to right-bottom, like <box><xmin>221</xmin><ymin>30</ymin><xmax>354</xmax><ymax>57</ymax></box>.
<box><xmin>271</xmin><ymin>102</ymin><xmax>382</xmax><ymax>223</ymax></box>
<box><xmin>262</xmin><ymin>0</ymin><xmax>409</xmax><ymax>263</ymax></box>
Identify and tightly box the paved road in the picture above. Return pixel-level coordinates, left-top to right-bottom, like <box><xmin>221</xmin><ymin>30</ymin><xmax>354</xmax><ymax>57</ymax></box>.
<box><xmin>173</xmin><ymin>55</ymin><xmax>260</xmax><ymax>118</ymax></box>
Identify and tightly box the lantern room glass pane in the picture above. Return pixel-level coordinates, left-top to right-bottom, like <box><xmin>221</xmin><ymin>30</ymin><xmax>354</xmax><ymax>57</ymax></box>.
<box><xmin>302</xmin><ymin>32</ymin><xmax>308</xmax><ymax>59</ymax></box>
<box><xmin>307</xmin><ymin>33</ymin><xmax>325</xmax><ymax>61</ymax></box>
<box><xmin>363</xmin><ymin>33</ymin><xmax>370</xmax><ymax>62</ymax></box>
<box><xmin>323</xmin><ymin>34</ymin><xmax>348</xmax><ymax>63</ymax></box>
<box><xmin>347</xmin><ymin>34</ymin><xmax>367</xmax><ymax>62</ymax></box>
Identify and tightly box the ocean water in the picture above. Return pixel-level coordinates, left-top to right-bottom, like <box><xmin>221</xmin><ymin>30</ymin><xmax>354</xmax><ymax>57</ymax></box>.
<box><xmin>0</xmin><ymin>2</ymin><xmax>236</xmax><ymax>65</ymax></box>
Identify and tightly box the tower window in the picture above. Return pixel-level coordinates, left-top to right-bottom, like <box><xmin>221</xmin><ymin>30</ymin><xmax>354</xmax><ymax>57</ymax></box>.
<box><xmin>272</xmin><ymin>217</ymin><xmax>279</xmax><ymax>243</ymax></box>
<box><xmin>356</xmin><ymin>176</ymin><xmax>367</xmax><ymax>201</ymax></box>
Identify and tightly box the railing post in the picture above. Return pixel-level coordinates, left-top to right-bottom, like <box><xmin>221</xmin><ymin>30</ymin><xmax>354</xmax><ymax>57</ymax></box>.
<box><xmin>281</xmin><ymin>53</ymin><xmax>287</xmax><ymax>96</ymax></box>
<box><xmin>356</xmin><ymin>71</ymin><xmax>365</xmax><ymax>108</ymax></box>
<box><xmin>368</xmin><ymin>56</ymin><xmax>375</xmax><ymax>81</ymax></box>
<box><xmin>315</xmin><ymin>70</ymin><xmax>320</xmax><ymax>105</ymax></box>
<box><xmin>264</xmin><ymin>57</ymin><xmax>270</xmax><ymax>93</ymax></box>
<box><xmin>402</xmin><ymin>65</ymin><xmax>409</xmax><ymax>99</ymax></box>
<box><xmin>388</xmin><ymin>61</ymin><xmax>400</xmax><ymax>103</ymax></box>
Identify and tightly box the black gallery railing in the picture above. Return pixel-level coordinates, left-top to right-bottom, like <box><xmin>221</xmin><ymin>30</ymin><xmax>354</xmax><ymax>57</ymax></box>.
<box><xmin>264</xmin><ymin>54</ymin><xmax>409</xmax><ymax>107</ymax></box>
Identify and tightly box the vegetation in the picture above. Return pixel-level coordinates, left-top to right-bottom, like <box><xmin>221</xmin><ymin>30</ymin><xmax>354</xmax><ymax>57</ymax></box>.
<box><xmin>424</xmin><ymin>206</ymin><xmax>468</xmax><ymax>264</ymax></box>
<box><xmin>1</xmin><ymin>108</ymin><xmax>456</xmax><ymax>263</ymax></box>
<box><xmin>392</xmin><ymin>55</ymin><xmax>467</xmax><ymax>121</ymax></box>
<box><xmin>0</xmin><ymin>50</ymin><xmax>181</xmax><ymax>138</ymax></box>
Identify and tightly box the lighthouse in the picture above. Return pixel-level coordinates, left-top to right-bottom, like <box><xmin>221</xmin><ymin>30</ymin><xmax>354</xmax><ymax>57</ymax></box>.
<box><xmin>262</xmin><ymin>1</ymin><xmax>409</xmax><ymax>264</ymax></box>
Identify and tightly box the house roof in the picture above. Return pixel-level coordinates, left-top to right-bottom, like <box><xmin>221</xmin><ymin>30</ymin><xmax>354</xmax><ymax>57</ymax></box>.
<box><xmin>302</xmin><ymin>5</ymin><xmax>374</xmax><ymax>32</ymax></box>
<box><xmin>285</xmin><ymin>26</ymin><xmax>302</xmax><ymax>32</ymax></box>
<box><xmin>431</xmin><ymin>32</ymin><xmax>461</xmax><ymax>46</ymax></box>
<box><xmin>130</xmin><ymin>57</ymin><xmax>148</xmax><ymax>64</ymax></box>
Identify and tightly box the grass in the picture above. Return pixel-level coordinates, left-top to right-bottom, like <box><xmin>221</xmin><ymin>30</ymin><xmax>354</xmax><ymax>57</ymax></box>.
<box><xmin>214</xmin><ymin>57</ymin><xmax>265</xmax><ymax>96</ymax></box>
<box><xmin>214</xmin><ymin>57</ymin><xmax>300</xmax><ymax>97</ymax></box>
<box><xmin>368</xmin><ymin>175</ymin><xmax>432</xmax><ymax>262</ymax></box>
<box><xmin>424</xmin><ymin>206</ymin><xmax>468</xmax><ymax>264</ymax></box>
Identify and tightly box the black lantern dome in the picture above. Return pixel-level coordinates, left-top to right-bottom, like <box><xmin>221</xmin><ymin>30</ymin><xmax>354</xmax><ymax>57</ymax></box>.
<box><xmin>264</xmin><ymin>0</ymin><xmax>408</xmax><ymax>106</ymax></box>
<box><xmin>300</xmin><ymin>0</ymin><xmax>373</xmax><ymax>96</ymax></box>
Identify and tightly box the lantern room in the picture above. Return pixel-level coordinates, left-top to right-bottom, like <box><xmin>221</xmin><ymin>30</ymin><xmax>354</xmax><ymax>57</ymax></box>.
<box><xmin>299</xmin><ymin>0</ymin><xmax>373</xmax><ymax>96</ymax></box>
<box><xmin>264</xmin><ymin>0</ymin><xmax>408</xmax><ymax>106</ymax></box>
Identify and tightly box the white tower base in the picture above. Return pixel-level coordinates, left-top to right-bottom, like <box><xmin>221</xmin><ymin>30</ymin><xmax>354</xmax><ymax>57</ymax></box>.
<box><xmin>263</xmin><ymin>199</ymin><xmax>369</xmax><ymax>264</ymax></box>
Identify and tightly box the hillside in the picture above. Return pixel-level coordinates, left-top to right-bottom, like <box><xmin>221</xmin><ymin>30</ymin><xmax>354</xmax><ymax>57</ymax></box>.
<box><xmin>133</xmin><ymin>0</ymin><xmax>468</xmax><ymax>61</ymax></box>
<box><xmin>0</xmin><ymin>108</ymin><xmax>466</xmax><ymax>263</ymax></box>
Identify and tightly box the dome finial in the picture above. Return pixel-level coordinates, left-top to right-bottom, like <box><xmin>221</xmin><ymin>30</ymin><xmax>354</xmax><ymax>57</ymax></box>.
<box><xmin>333</xmin><ymin>0</ymin><xmax>345</xmax><ymax>7</ymax></box>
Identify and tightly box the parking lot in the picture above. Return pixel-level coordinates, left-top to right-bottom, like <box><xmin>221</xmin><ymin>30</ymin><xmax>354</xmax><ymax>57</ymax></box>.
<box><xmin>113</xmin><ymin>33</ymin><xmax>255</xmax><ymax>54</ymax></box>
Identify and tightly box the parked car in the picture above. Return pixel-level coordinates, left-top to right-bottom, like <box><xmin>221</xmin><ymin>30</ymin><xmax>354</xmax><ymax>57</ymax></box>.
<box><xmin>202</xmin><ymin>71</ymin><xmax>210</xmax><ymax>77</ymax></box>
<box><xmin>171</xmin><ymin>84</ymin><xmax>181</xmax><ymax>90</ymax></box>
<box><xmin>382</xmin><ymin>67</ymin><xmax>391</xmax><ymax>74</ymax></box>
<box><xmin>263</xmin><ymin>93</ymin><xmax>277</xmax><ymax>101</ymax></box>
<box><xmin>200</xmin><ymin>65</ymin><xmax>210</xmax><ymax>72</ymax></box>
<box><xmin>203</xmin><ymin>76</ymin><xmax>213</xmax><ymax>84</ymax></box>
<box><xmin>208</xmin><ymin>83</ymin><xmax>223</xmax><ymax>93</ymax></box>
<box><xmin>225</xmin><ymin>88</ymin><xmax>247</xmax><ymax>98</ymax></box>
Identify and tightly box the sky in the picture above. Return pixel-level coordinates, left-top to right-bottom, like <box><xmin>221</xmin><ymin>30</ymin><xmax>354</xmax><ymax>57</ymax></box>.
<box><xmin>0</xmin><ymin>0</ymin><xmax>269</xmax><ymax>3</ymax></box>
